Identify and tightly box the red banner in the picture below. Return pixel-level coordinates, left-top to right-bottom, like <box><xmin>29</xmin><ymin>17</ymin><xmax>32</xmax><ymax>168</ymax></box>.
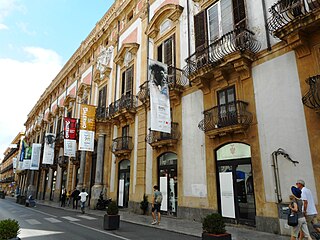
<box><xmin>64</xmin><ymin>117</ymin><xmax>77</xmax><ymax>140</ymax></box>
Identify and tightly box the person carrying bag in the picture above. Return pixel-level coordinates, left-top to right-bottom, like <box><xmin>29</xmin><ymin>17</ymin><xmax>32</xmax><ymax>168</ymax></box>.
<box><xmin>289</xmin><ymin>186</ymin><xmax>312</xmax><ymax>240</ymax></box>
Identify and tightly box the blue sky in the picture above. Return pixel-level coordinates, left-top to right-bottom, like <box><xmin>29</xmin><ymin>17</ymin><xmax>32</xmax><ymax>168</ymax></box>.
<box><xmin>0</xmin><ymin>0</ymin><xmax>113</xmax><ymax>160</ymax></box>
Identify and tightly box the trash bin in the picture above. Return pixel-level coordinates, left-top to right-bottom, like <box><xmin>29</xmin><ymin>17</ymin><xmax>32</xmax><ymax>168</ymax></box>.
<box><xmin>16</xmin><ymin>195</ymin><xmax>21</xmax><ymax>203</ymax></box>
<box><xmin>20</xmin><ymin>196</ymin><xmax>26</xmax><ymax>205</ymax></box>
<box><xmin>0</xmin><ymin>191</ymin><xmax>5</xmax><ymax>199</ymax></box>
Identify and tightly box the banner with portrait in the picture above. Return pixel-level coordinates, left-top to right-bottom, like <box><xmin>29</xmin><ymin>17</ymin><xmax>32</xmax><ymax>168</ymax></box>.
<box><xmin>42</xmin><ymin>133</ymin><xmax>56</xmax><ymax>164</ymax></box>
<box><xmin>148</xmin><ymin>59</ymin><xmax>171</xmax><ymax>133</ymax></box>
<box><xmin>30</xmin><ymin>143</ymin><xmax>41</xmax><ymax>170</ymax></box>
<box><xmin>22</xmin><ymin>145</ymin><xmax>32</xmax><ymax>170</ymax></box>
<box><xmin>64</xmin><ymin>117</ymin><xmax>77</xmax><ymax>157</ymax></box>
<box><xmin>79</xmin><ymin>104</ymin><xmax>96</xmax><ymax>152</ymax></box>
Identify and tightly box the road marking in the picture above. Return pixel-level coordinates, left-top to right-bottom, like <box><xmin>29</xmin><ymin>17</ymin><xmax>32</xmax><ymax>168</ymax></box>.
<box><xmin>70</xmin><ymin>221</ymin><xmax>132</xmax><ymax>240</ymax></box>
<box><xmin>61</xmin><ymin>216</ymin><xmax>80</xmax><ymax>221</ymax></box>
<box><xmin>25</xmin><ymin>219</ymin><xmax>41</xmax><ymax>225</ymax></box>
<box><xmin>44</xmin><ymin>217</ymin><xmax>62</xmax><ymax>223</ymax></box>
<box><xmin>77</xmin><ymin>215</ymin><xmax>97</xmax><ymax>220</ymax></box>
<box><xmin>28</xmin><ymin>208</ymin><xmax>57</xmax><ymax>218</ymax></box>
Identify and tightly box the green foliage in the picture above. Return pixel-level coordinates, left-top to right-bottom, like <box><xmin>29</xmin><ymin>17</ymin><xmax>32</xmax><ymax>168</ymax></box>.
<box><xmin>202</xmin><ymin>213</ymin><xmax>226</xmax><ymax>234</ymax></box>
<box><xmin>140</xmin><ymin>194</ymin><xmax>149</xmax><ymax>214</ymax></box>
<box><xmin>0</xmin><ymin>218</ymin><xmax>20</xmax><ymax>240</ymax></box>
<box><xmin>107</xmin><ymin>201</ymin><xmax>119</xmax><ymax>215</ymax></box>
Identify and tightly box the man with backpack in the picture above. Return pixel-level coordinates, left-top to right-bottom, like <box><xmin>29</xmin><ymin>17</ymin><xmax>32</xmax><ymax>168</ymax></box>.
<box><xmin>151</xmin><ymin>185</ymin><xmax>162</xmax><ymax>225</ymax></box>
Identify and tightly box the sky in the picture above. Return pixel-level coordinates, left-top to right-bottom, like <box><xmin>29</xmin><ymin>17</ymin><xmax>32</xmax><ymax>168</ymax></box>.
<box><xmin>0</xmin><ymin>0</ymin><xmax>113</xmax><ymax>160</ymax></box>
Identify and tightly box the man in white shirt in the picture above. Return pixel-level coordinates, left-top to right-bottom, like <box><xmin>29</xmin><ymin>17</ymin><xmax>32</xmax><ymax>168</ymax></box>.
<box><xmin>79</xmin><ymin>189</ymin><xmax>89</xmax><ymax>214</ymax></box>
<box><xmin>296</xmin><ymin>179</ymin><xmax>318</xmax><ymax>235</ymax></box>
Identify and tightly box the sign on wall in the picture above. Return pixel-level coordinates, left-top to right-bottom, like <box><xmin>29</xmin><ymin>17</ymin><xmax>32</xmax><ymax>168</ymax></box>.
<box><xmin>79</xmin><ymin>104</ymin><xmax>96</xmax><ymax>152</ymax></box>
<box><xmin>30</xmin><ymin>143</ymin><xmax>41</xmax><ymax>170</ymax></box>
<box><xmin>64</xmin><ymin>117</ymin><xmax>77</xmax><ymax>157</ymax></box>
<box><xmin>42</xmin><ymin>133</ymin><xmax>56</xmax><ymax>165</ymax></box>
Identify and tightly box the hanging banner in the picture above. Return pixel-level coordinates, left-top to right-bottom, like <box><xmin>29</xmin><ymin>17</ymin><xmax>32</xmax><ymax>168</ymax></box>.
<box><xmin>42</xmin><ymin>133</ymin><xmax>56</xmax><ymax>164</ymax></box>
<box><xmin>22</xmin><ymin>145</ymin><xmax>32</xmax><ymax>170</ymax></box>
<box><xmin>79</xmin><ymin>104</ymin><xmax>96</xmax><ymax>152</ymax></box>
<box><xmin>149</xmin><ymin>59</ymin><xmax>171</xmax><ymax>133</ymax></box>
<box><xmin>64</xmin><ymin>117</ymin><xmax>77</xmax><ymax>157</ymax></box>
<box><xmin>30</xmin><ymin>143</ymin><xmax>41</xmax><ymax>170</ymax></box>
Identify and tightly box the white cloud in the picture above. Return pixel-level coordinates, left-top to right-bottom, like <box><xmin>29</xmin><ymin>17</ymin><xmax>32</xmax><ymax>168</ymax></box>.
<box><xmin>0</xmin><ymin>23</ymin><xmax>8</xmax><ymax>30</ymax></box>
<box><xmin>0</xmin><ymin>0</ymin><xmax>24</xmax><ymax>30</ymax></box>
<box><xmin>0</xmin><ymin>47</ymin><xmax>63</xmax><ymax>159</ymax></box>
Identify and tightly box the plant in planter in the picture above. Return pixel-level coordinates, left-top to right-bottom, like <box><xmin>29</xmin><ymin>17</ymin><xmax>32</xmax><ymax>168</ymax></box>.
<box><xmin>140</xmin><ymin>194</ymin><xmax>149</xmax><ymax>215</ymax></box>
<box><xmin>103</xmin><ymin>200</ymin><xmax>120</xmax><ymax>230</ymax></box>
<box><xmin>202</xmin><ymin>213</ymin><xmax>231</xmax><ymax>240</ymax></box>
<box><xmin>0</xmin><ymin>218</ymin><xmax>20</xmax><ymax>240</ymax></box>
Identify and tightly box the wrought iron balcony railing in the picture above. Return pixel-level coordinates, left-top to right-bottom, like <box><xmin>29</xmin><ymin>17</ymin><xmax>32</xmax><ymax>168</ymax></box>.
<box><xmin>0</xmin><ymin>176</ymin><xmax>14</xmax><ymax>183</ymax></box>
<box><xmin>267</xmin><ymin>0</ymin><xmax>320</xmax><ymax>34</ymax></box>
<box><xmin>302</xmin><ymin>75</ymin><xmax>320</xmax><ymax>110</ymax></box>
<box><xmin>138</xmin><ymin>66</ymin><xmax>189</xmax><ymax>103</ymax></box>
<box><xmin>198</xmin><ymin>100</ymin><xmax>253</xmax><ymax>133</ymax></box>
<box><xmin>184</xmin><ymin>28</ymin><xmax>260</xmax><ymax>77</ymax></box>
<box><xmin>111</xmin><ymin>136</ymin><xmax>133</xmax><ymax>153</ymax></box>
<box><xmin>109</xmin><ymin>94</ymin><xmax>138</xmax><ymax>116</ymax></box>
<box><xmin>146</xmin><ymin>122</ymin><xmax>180</xmax><ymax>146</ymax></box>
<box><xmin>96</xmin><ymin>106</ymin><xmax>110</xmax><ymax>120</ymax></box>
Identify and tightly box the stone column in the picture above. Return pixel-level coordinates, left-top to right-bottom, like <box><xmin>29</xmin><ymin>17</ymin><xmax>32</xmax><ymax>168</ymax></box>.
<box><xmin>77</xmin><ymin>151</ymin><xmax>86</xmax><ymax>190</ymax></box>
<box><xmin>90</xmin><ymin>134</ymin><xmax>105</xmax><ymax>209</ymax></box>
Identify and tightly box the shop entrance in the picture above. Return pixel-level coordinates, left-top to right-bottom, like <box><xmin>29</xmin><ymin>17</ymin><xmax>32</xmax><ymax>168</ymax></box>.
<box><xmin>158</xmin><ymin>152</ymin><xmax>177</xmax><ymax>216</ymax></box>
<box><xmin>118</xmin><ymin>159</ymin><xmax>130</xmax><ymax>208</ymax></box>
<box><xmin>216</xmin><ymin>143</ymin><xmax>256</xmax><ymax>226</ymax></box>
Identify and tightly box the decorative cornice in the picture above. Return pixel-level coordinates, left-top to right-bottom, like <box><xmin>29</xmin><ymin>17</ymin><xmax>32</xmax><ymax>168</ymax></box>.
<box><xmin>114</xmin><ymin>43</ymin><xmax>140</xmax><ymax>65</ymax></box>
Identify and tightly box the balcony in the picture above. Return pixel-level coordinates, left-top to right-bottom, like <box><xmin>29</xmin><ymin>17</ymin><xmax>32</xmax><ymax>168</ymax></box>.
<box><xmin>108</xmin><ymin>94</ymin><xmax>138</xmax><ymax>124</ymax></box>
<box><xmin>267</xmin><ymin>0</ymin><xmax>320</xmax><ymax>38</ymax></box>
<box><xmin>111</xmin><ymin>136</ymin><xmax>133</xmax><ymax>158</ymax></box>
<box><xmin>184</xmin><ymin>28</ymin><xmax>260</xmax><ymax>89</ymax></box>
<box><xmin>302</xmin><ymin>75</ymin><xmax>320</xmax><ymax>112</ymax></box>
<box><xmin>198</xmin><ymin>100</ymin><xmax>253</xmax><ymax>138</ymax></box>
<box><xmin>146</xmin><ymin>122</ymin><xmax>180</xmax><ymax>149</ymax></box>
<box><xmin>96</xmin><ymin>106</ymin><xmax>110</xmax><ymax>122</ymax></box>
<box><xmin>138</xmin><ymin>66</ymin><xmax>189</xmax><ymax>105</ymax></box>
<box><xmin>0</xmin><ymin>176</ymin><xmax>14</xmax><ymax>183</ymax></box>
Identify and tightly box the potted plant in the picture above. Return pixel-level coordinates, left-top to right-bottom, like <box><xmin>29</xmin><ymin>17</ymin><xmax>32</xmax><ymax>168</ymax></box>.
<box><xmin>0</xmin><ymin>219</ymin><xmax>20</xmax><ymax>240</ymax></box>
<box><xmin>202</xmin><ymin>213</ymin><xmax>231</xmax><ymax>240</ymax></box>
<box><xmin>103</xmin><ymin>200</ymin><xmax>120</xmax><ymax>230</ymax></box>
<box><xmin>140</xmin><ymin>194</ymin><xmax>149</xmax><ymax>215</ymax></box>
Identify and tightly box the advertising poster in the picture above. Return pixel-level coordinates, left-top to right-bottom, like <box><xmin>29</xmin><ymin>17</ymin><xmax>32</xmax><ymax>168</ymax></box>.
<box><xmin>79</xmin><ymin>104</ymin><xmax>96</xmax><ymax>152</ymax></box>
<box><xmin>30</xmin><ymin>143</ymin><xmax>41</xmax><ymax>170</ymax></box>
<box><xmin>42</xmin><ymin>133</ymin><xmax>56</xmax><ymax>164</ymax></box>
<box><xmin>148</xmin><ymin>59</ymin><xmax>171</xmax><ymax>133</ymax></box>
<box><xmin>64</xmin><ymin>117</ymin><xmax>77</xmax><ymax>157</ymax></box>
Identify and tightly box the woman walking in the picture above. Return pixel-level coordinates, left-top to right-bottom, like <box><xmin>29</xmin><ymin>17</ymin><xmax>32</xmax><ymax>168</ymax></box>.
<box><xmin>289</xmin><ymin>186</ymin><xmax>312</xmax><ymax>240</ymax></box>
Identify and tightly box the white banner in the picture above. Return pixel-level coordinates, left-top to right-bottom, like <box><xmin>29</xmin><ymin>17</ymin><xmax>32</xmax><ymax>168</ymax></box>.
<box><xmin>79</xmin><ymin>130</ymin><xmax>95</xmax><ymax>151</ymax></box>
<box><xmin>149</xmin><ymin>59</ymin><xmax>171</xmax><ymax>133</ymax></box>
<box><xmin>64</xmin><ymin>139</ymin><xmax>77</xmax><ymax>157</ymax></box>
<box><xmin>30</xmin><ymin>143</ymin><xmax>41</xmax><ymax>170</ymax></box>
<box><xmin>22</xmin><ymin>159</ymin><xmax>31</xmax><ymax>170</ymax></box>
<box><xmin>42</xmin><ymin>133</ymin><xmax>56</xmax><ymax>164</ymax></box>
<box><xmin>219</xmin><ymin>172</ymin><xmax>235</xmax><ymax>218</ymax></box>
<box><xmin>13</xmin><ymin>157</ymin><xmax>17</xmax><ymax>169</ymax></box>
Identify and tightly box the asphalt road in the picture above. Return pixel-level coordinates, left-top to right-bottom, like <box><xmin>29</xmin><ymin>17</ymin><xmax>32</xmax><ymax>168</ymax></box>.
<box><xmin>0</xmin><ymin>198</ymin><xmax>200</xmax><ymax>240</ymax></box>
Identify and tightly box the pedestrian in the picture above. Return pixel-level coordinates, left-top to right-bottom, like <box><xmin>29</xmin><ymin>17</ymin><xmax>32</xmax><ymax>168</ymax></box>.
<box><xmin>151</xmin><ymin>185</ymin><xmax>162</xmax><ymax>225</ymax></box>
<box><xmin>71</xmin><ymin>188</ymin><xmax>80</xmax><ymax>209</ymax></box>
<box><xmin>66</xmin><ymin>190</ymin><xmax>71</xmax><ymax>207</ymax></box>
<box><xmin>79</xmin><ymin>189</ymin><xmax>88</xmax><ymax>214</ymax></box>
<box><xmin>60</xmin><ymin>188</ymin><xmax>66</xmax><ymax>207</ymax></box>
<box><xmin>289</xmin><ymin>186</ymin><xmax>312</xmax><ymax>240</ymax></box>
<box><xmin>296</xmin><ymin>179</ymin><xmax>318</xmax><ymax>238</ymax></box>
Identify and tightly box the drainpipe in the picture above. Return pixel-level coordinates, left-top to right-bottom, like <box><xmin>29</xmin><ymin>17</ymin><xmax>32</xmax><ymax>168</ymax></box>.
<box><xmin>262</xmin><ymin>0</ymin><xmax>271</xmax><ymax>51</ymax></box>
<box><xmin>186</xmin><ymin>0</ymin><xmax>191</xmax><ymax>61</ymax></box>
<box><xmin>114</xmin><ymin>20</ymin><xmax>120</xmax><ymax>102</ymax></box>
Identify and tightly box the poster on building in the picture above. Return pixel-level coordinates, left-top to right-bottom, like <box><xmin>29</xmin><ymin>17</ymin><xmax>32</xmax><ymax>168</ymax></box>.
<box><xmin>148</xmin><ymin>59</ymin><xmax>171</xmax><ymax>133</ymax></box>
<box><xmin>42</xmin><ymin>133</ymin><xmax>56</xmax><ymax>164</ymax></box>
<box><xmin>22</xmin><ymin>145</ymin><xmax>32</xmax><ymax>170</ymax></box>
<box><xmin>13</xmin><ymin>157</ymin><xmax>17</xmax><ymax>173</ymax></box>
<box><xmin>64</xmin><ymin>117</ymin><xmax>77</xmax><ymax>157</ymax></box>
<box><xmin>30</xmin><ymin>143</ymin><xmax>41</xmax><ymax>170</ymax></box>
<box><xmin>79</xmin><ymin>104</ymin><xmax>96</xmax><ymax>152</ymax></box>
<box><xmin>219</xmin><ymin>172</ymin><xmax>235</xmax><ymax>218</ymax></box>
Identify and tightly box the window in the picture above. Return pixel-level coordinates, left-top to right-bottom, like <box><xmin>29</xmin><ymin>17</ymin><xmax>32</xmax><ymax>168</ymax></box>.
<box><xmin>122</xmin><ymin>125</ymin><xmax>129</xmax><ymax>149</ymax></box>
<box><xmin>98</xmin><ymin>85</ymin><xmax>107</xmax><ymax>109</ymax></box>
<box><xmin>56</xmin><ymin>118</ymin><xmax>62</xmax><ymax>135</ymax></box>
<box><xmin>217</xmin><ymin>86</ymin><xmax>237</xmax><ymax>127</ymax></box>
<box><xmin>121</xmin><ymin>66</ymin><xmax>133</xmax><ymax>96</ymax></box>
<box><xmin>157</xmin><ymin>35</ymin><xmax>174</xmax><ymax>67</ymax></box>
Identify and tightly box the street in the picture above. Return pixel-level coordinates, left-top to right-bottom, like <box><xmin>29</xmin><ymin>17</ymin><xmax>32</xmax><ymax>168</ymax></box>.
<box><xmin>0</xmin><ymin>198</ymin><xmax>200</xmax><ymax>240</ymax></box>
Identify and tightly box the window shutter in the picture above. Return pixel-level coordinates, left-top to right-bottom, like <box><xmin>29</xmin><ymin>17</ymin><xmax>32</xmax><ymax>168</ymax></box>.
<box><xmin>194</xmin><ymin>11</ymin><xmax>207</xmax><ymax>50</ymax></box>
<box><xmin>221</xmin><ymin>0</ymin><xmax>233</xmax><ymax>34</ymax></box>
<box><xmin>232</xmin><ymin>0</ymin><xmax>246</xmax><ymax>29</ymax></box>
<box><xmin>164</xmin><ymin>37</ymin><xmax>173</xmax><ymax>66</ymax></box>
<box><xmin>98</xmin><ymin>85</ymin><xmax>107</xmax><ymax>108</ymax></box>
<box><xmin>157</xmin><ymin>44</ymin><xmax>163</xmax><ymax>62</ymax></box>
<box><xmin>125</xmin><ymin>66</ymin><xmax>133</xmax><ymax>95</ymax></box>
<box><xmin>121</xmin><ymin>71</ymin><xmax>126</xmax><ymax>95</ymax></box>
<box><xmin>207</xmin><ymin>4</ymin><xmax>219</xmax><ymax>42</ymax></box>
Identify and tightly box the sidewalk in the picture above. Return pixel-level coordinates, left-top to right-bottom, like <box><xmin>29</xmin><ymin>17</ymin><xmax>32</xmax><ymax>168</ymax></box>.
<box><xmin>33</xmin><ymin>198</ymin><xmax>289</xmax><ymax>240</ymax></box>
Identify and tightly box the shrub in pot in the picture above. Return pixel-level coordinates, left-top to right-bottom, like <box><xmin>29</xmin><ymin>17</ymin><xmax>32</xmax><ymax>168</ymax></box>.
<box><xmin>202</xmin><ymin>213</ymin><xmax>231</xmax><ymax>240</ymax></box>
<box><xmin>140</xmin><ymin>194</ymin><xmax>149</xmax><ymax>215</ymax></box>
<box><xmin>0</xmin><ymin>218</ymin><xmax>20</xmax><ymax>240</ymax></box>
<box><xmin>103</xmin><ymin>200</ymin><xmax>120</xmax><ymax>230</ymax></box>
